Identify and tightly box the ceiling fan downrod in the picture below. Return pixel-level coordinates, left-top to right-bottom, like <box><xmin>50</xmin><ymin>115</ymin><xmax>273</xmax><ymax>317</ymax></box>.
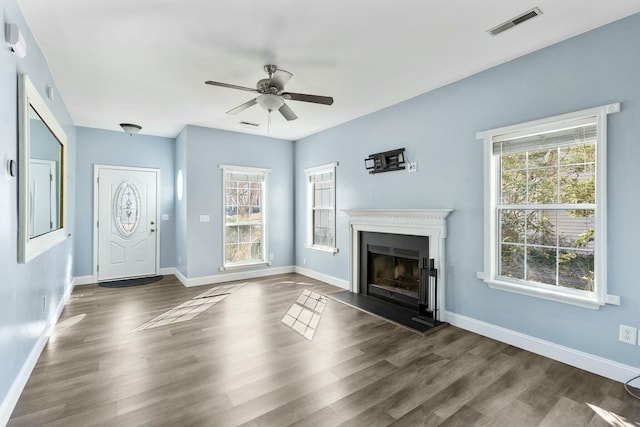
<box><xmin>264</xmin><ymin>64</ymin><xmax>278</xmax><ymax>79</ymax></box>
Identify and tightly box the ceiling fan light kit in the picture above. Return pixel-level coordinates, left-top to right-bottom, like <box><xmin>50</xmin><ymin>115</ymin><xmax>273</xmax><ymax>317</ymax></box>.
<box><xmin>257</xmin><ymin>94</ymin><xmax>284</xmax><ymax>111</ymax></box>
<box><xmin>205</xmin><ymin>64</ymin><xmax>334</xmax><ymax>124</ymax></box>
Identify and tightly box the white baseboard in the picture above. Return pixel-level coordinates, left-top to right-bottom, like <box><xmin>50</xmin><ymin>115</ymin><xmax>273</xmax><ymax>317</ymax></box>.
<box><xmin>159</xmin><ymin>267</ymin><xmax>177</xmax><ymax>276</ymax></box>
<box><xmin>443</xmin><ymin>310</ymin><xmax>640</xmax><ymax>384</ymax></box>
<box><xmin>172</xmin><ymin>268</ymin><xmax>189</xmax><ymax>286</ymax></box>
<box><xmin>74</xmin><ymin>275</ymin><xmax>96</xmax><ymax>286</ymax></box>
<box><xmin>176</xmin><ymin>265</ymin><xmax>296</xmax><ymax>287</ymax></box>
<box><xmin>294</xmin><ymin>266</ymin><xmax>349</xmax><ymax>290</ymax></box>
<box><xmin>0</xmin><ymin>283</ymin><xmax>70</xmax><ymax>426</ymax></box>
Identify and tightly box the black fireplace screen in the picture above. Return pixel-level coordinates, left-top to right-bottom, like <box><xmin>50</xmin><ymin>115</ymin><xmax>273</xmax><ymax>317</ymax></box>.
<box><xmin>360</xmin><ymin>232</ymin><xmax>429</xmax><ymax>309</ymax></box>
<box><xmin>369</xmin><ymin>252</ymin><xmax>420</xmax><ymax>299</ymax></box>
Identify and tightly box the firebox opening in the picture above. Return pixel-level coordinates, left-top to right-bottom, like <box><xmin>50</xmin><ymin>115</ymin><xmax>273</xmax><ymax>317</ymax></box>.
<box><xmin>367</xmin><ymin>247</ymin><xmax>421</xmax><ymax>308</ymax></box>
<box><xmin>360</xmin><ymin>232</ymin><xmax>430</xmax><ymax>313</ymax></box>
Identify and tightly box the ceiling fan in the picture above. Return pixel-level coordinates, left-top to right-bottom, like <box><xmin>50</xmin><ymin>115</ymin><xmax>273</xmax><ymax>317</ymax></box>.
<box><xmin>205</xmin><ymin>64</ymin><xmax>334</xmax><ymax>121</ymax></box>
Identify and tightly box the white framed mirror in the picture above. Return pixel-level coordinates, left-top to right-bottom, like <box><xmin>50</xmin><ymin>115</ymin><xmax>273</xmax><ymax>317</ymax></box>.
<box><xmin>18</xmin><ymin>74</ymin><xmax>68</xmax><ymax>263</ymax></box>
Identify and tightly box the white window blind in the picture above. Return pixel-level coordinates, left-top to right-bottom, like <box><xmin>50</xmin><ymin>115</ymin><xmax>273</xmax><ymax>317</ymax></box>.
<box><xmin>493</xmin><ymin>119</ymin><xmax>597</xmax><ymax>155</ymax></box>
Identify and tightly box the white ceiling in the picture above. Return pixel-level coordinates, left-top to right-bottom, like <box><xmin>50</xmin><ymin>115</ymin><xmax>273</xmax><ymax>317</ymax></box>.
<box><xmin>17</xmin><ymin>0</ymin><xmax>640</xmax><ymax>141</ymax></box>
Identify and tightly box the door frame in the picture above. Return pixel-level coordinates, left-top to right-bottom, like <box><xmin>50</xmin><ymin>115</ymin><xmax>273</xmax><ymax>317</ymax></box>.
<box><xmin>29</xmin><ymin>158</ymin><xmax>58</xmax><ymax>236</ymax></box>
<box><xmin>93</xmin><ymin>164</ymin><xmax>161</xmax><ymax>281</ymax></box>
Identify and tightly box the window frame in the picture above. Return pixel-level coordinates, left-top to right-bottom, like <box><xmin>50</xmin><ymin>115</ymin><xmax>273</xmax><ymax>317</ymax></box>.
<box><xmin>220</xmin><ymin>164</ymin><xmax>270</xmax><ymax>270</ymax></box>
<box><xmin>479</xmin><ymin>104</ymin><xmax>620</xmax><ymax>309</ymax></box>
<box><xmin>305</xmin><ymin>162</ymin><xmax>338</xmax><ymax>254</ymax></box>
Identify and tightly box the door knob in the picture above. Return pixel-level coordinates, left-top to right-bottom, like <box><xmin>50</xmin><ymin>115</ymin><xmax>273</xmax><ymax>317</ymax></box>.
<box><xmin>150</xmin><ymin>229</ymin><xmax>155</xmax><ymax>232</ymax></box>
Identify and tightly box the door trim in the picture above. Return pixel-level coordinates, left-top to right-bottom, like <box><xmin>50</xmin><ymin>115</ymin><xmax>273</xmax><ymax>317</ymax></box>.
<box><xmin>93</xmin><ymin>164</ymin><xmax>161</xmax><ymax>281</ymax></box>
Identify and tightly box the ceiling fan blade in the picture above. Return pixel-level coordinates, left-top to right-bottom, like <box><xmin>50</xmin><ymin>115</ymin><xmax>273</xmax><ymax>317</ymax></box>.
<box><xmin>226</xmin><ymin>98</ymin><xmax>258</xmax><ymax>115</ymax></box>
<box><xmin>281</xmin><ymin>92</ymin><xmax>334</xmax><ymax>105</ymax></box>
<box><xmin>279</xmin><ymin>102</ymin><xmax>298</xmax><ymax>121</ymax></box>
<box><xmin>205</xmin><ymin>81</ymin><xmax>258</xmax><ymax>93</ymax></box>
<box><xmin>271</xmin><ymin>69</ymin><xmax>293</xmax><ymax>88</ymax></box>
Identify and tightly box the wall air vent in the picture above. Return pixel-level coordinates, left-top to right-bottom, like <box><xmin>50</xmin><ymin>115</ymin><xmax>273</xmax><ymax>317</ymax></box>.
<box><xmin>239</xmin><ymin>121</ymin><xmax>260</xmax><ymax>129</ymax></box>
<box><xmin>488</xmin><ymin>7</ymin><xmax>542</xmax><ymax>36</ymax></box>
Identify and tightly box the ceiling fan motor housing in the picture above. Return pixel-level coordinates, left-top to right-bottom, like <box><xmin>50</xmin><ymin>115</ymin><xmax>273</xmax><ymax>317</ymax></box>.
<box><xmin>257</xmin><ymin>78</ymin><xmax>282</xmax><ymax>94</ymax></box>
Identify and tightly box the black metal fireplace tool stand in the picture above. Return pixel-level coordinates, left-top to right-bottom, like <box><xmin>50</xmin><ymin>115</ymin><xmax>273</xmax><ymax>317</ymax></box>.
<box><xmin>412</xmin><ymin>258</ymin><xmax>440</xmax><ymax>327</ymax></box>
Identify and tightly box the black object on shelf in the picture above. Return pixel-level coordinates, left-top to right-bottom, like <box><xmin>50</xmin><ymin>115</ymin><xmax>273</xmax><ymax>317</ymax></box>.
<box><xmin>364</xmin><ymin>148</ymin><xmax>406</xmax><ymax>174</ymax></box>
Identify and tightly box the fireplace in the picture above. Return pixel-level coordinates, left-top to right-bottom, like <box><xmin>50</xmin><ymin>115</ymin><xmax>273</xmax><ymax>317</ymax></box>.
<box><xmin>345</xmin><ymin>209</ymin><xmax>453</xmax><ymax>325</ymax></box>
<box><xmin>360</xmin><ymin>232</ymin><xmax>428</xmax><ymax>308</ymax></box>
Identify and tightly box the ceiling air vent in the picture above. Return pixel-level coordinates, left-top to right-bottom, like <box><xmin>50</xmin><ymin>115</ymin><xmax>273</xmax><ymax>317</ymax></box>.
<box><xmin>239</xmin><ymin>121</ymin><xmax>260</xmax><ymax>129</ymax></box>
<box><xmin>488</xmin><ymin>7</ymin><xmax>542</xmax><ymax>36</ymax></box>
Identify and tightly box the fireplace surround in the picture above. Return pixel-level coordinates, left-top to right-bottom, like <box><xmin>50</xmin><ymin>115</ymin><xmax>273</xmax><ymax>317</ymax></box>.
<box><xmin>344</xmin><ymin>209</ymin><xmax>453</xmax><ymax>322</ymax></box>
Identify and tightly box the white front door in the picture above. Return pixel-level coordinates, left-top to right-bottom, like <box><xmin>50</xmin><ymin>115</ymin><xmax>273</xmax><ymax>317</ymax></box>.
<box><xmin>96</xmin><ymin>166</ymin><xmax>159</xmax><ymax>281</ymax></box>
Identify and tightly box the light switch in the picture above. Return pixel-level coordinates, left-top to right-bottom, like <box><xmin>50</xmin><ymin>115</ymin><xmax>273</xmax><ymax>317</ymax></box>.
<box><xmin>162</xmin><ymin>214</ymin><xmax>169</xmax><ymax>221</ymax></box>
<box><xmin>200</xmin><ymin>215</ymin><xmax>210</xmax><ymax>222</ymax></box>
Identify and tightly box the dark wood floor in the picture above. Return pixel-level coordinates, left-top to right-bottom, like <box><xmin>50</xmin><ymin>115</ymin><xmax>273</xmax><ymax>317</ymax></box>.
<box><xmin>8</xmin><ymin>274</ymin><xmax>640</xmax><ymax>426</ymax></box>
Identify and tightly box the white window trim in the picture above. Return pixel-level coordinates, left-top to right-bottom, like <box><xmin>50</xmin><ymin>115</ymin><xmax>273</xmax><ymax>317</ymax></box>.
<box><xmin>305</xmin><ymin>162</ymin><xmax>338</xmax><ymax>254</ymax></box>
<box><xmin>219</xmin><ymin>164</ymin><xmax>271</xmax><ymax>270</ymax></box>
<box><xmin>478</xmin><ymin>103</ymin><xmax>620</xmax><ymax>309</ymax></box>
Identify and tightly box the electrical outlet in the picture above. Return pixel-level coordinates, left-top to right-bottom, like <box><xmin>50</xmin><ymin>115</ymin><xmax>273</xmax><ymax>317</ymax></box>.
<box><xmin>43</xmin><ymin>295</ymin><xmax>47</xmax><ymax>311</ymax></box>
<box><xmin>303</xmin><ymin>258</ymin><xmax>306</xmax><ymax>265</ymax></box>
<box><xmin>407</xmin><ymin>162</ymin><xmax>418</xmax><ymax>172</ymax></box>
<box><xmin>619</xmin><ymin>324</ymin><xmax>637</xmax><ymax>345</ymax></box>
<box><xmin>269</xmin><ymin>253</ymin><xmax>274</xmax><ymax>261</ymax></box>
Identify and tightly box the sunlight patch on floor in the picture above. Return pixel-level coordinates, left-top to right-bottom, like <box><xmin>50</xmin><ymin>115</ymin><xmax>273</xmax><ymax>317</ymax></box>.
<box><xmin>587</xmin><ymin>403</ymin><xmax>639</xmax><ymax>427</ymax></box>
<box><xmin>134</xmin><ymin>282</ymin><xmax>247</xmax><ymax>331</ymax></box>
<box><xmin>281</xmin><ymin>280</ymin><xmax>314</xmax><ymax>285</ymax></box>
<box><xmin>49</xmin><ymin>314</ymin><xmax>87</xmax><ymax>342</ymax></box>
<box><xmin>281</xmin><ymin>289</ymin><xmax>327</xmax><ymax>340</ymax></box>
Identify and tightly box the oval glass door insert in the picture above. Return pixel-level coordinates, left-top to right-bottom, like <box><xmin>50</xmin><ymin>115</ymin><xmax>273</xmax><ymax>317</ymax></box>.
<box><xmin>114</xmin><ymin>181</ymin><xmax>141</xmax><ymax>236</ymax></box>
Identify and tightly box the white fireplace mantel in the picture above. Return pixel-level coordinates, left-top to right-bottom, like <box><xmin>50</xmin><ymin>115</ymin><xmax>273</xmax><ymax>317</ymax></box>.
<box><xmin>344</xmin><ymin>209</ymin><xmax>453</xmax><ymax>317</ymax></box>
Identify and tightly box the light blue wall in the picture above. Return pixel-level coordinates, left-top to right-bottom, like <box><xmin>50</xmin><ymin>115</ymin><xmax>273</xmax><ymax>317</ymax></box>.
<box><xmin>295</xmin><ymin>13</ymin><xmax>640</xmax><ymax>368</ymax></box>
<box><xmin>0</xmin><ymin>0</ymin><xmax>76</xmax><ymax>420</ymax></box>
<box><xmin>182</xmin><ymin>125</ymin><xmax>294</xmax><ymax>278</ymax></box>
<box><xmin>74</xmin><ymin>127</ymin><xmax>176</xmax><ymax>276</ymax></box>
<box><xmin>175</xmin><ymin>127</ymin><xmax>188</xmax><ymax>276</ymax></box>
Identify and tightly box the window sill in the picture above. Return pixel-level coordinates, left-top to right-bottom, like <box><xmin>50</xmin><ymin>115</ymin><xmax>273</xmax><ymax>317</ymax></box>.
<box><xmin>480</xmin><ymin>275</ymin><xmax>620</xmax><ymax>310</ymax></box>
<box><xmin>220</xmin><ymin>261</ymin><xmax>271</xmax><ymax>272</ymax></box>
<box><xmin>305</xmin><ymin>245</ymin><xmax>338</xmax><ymax>255</ymax></box>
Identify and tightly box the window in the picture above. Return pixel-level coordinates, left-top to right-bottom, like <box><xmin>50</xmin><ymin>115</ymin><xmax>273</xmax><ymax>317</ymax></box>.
<box><xmin>480</xmin><ymin>104</ymin><xmax>619</xmax><ymax>308</ymax></box>
<box><xmin>221</xmin><ymin>165</ymin><xmax>269</xmax><ymax>269</ymax></box>
<box><xmin>305</xmin><ymin>163</ymin><xmax>337</xmax><ymax>253</ymax></box>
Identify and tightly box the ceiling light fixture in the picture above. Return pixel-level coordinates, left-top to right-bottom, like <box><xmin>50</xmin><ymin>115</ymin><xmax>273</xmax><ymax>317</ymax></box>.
<box><xmin>256</xmin><ymin>94</ymin><xmax>284</xmax><ymax>112</ymax></box>
<box><xmin>119</xmin><ymin>123</ymin><xmax>142</xmax><ymax>136</ymax></box>
<box><xmin>256</xmin><ymin>94</ymin><xmax>285</xmax><ymax>135</ymax></box>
